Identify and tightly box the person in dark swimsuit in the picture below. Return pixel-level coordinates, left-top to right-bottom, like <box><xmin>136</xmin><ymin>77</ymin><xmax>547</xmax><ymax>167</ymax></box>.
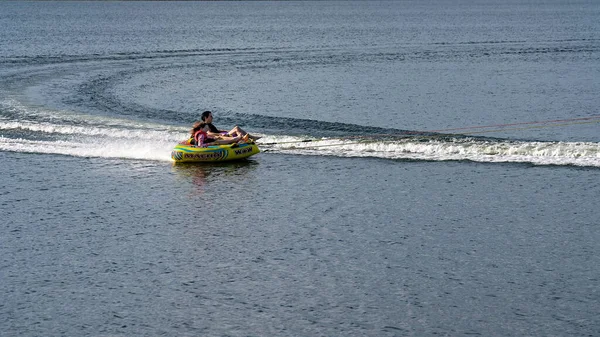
<box><xmin>200</xmin><ymin>111</ymin><xmax>261</xmax><ymax>140</ymax></box>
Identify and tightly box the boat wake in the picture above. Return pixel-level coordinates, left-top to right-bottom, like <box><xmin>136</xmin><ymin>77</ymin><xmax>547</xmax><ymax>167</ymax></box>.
<box><xmin>1</xmin><ymin>98</ymin><xmax>599</xmax><ymax>167</ymax></box>
<box><xmin>257</xmin><ymin>135</ymin><xmax>600</xmax><ymax>167</ymax></box>
<box><xmin>0</xmin><ymin>99</ymin><xmax>182</xmax><ymax>162</ymax></box>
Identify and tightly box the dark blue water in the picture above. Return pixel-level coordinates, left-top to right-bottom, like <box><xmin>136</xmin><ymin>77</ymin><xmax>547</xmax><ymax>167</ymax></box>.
<box><xmin>1</xmin><ymin>1</ymin><xmax>599</xmax><ymax>336</ymax></box>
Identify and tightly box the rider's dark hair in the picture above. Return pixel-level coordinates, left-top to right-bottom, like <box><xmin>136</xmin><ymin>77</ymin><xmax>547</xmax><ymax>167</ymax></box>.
<box><xmin>201</xmin><ymin>111</ymin><xmax>212</xmax><ymax>121</ymax></box>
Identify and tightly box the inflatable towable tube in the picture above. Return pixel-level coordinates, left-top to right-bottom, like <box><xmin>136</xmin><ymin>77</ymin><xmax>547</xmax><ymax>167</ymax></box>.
<box><xmin>171</xmin><ymin>142</ymin><xmax>260</xmax><ymax>163</ymax></box>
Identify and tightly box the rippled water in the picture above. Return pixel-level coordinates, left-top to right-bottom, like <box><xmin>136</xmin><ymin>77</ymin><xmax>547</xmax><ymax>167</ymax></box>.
<box><xmin>1</xmin><ymin>1</ymin><xmax>600</xmax><ymax>336</ymax></box>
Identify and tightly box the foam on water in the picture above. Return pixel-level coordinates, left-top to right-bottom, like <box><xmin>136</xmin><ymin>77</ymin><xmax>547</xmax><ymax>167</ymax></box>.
<box><xmin>258</xmin><ymin>136</ymin><xmax>600</xmax><ymax>167</ymax></box>
<box><xmin>2</xmin><ymin>98</ymin><xmax>600</xmax><ymax>167</ymax></box>
<box><xmin>0</xmin><ymin>137</ymin><xmax>173</xmax><ymax>161</ymax></box>
<box><xmin>0</xmin><ymin>98</ymin><xmax>183</xmax><ymax>162</ymax></box>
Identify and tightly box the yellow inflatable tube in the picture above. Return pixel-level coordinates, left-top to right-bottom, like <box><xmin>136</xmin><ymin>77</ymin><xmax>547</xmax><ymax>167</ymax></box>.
<box><xmin>171</xmin><ymin>142</ymin><xmax>260</xmax><ymax>163</ymax></box>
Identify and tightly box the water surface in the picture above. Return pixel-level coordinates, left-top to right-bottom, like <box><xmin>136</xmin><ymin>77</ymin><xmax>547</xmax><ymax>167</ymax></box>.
<box><xmin>1</xmin><ymin>1</ymin><xmax>599</xmax><ymax>336</ymax></box>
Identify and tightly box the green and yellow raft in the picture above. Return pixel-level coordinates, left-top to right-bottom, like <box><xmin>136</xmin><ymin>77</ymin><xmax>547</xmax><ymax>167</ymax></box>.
<box><xmin>171</xmin><ymin>142</ymin><xmax>260</xmax><ymax>163</ymax></box>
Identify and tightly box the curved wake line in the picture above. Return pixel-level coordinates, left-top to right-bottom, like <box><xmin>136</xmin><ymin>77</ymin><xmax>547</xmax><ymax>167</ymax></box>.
<box><xmin>259</xmin><ymin>136</ymin><xmax>600</xmax><ymax>168</ymax></box>
<box><xmin>2</xmin><ymin>99</ymin><xmax>599</xmax><ymax>167</ymax></box>
<box><xmin>0</xmin><ymin>98</ymin><xmax>188</xmax><ymax>131</ymax></box>
<box><xmin>0</xmin><ymin>120</ymin><xmax>184</xmax><ymax>141</ymax></box>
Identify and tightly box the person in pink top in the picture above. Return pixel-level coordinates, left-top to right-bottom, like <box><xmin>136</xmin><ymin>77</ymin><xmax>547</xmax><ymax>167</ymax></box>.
<box><xmin>189</xmin><ymin>121</ymin><xmax>247</xmax><ymax>147</ymax></box>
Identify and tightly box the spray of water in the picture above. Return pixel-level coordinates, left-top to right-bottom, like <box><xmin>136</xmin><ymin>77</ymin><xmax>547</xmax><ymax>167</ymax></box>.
<box><xmin>2</xmin><ymin>99</ymin><xmax>600</xmax><ymax>167</ymax></box>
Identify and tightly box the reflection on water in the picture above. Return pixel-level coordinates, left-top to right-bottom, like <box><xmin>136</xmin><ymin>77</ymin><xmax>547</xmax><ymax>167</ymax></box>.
<box><xmin>171</xmin><ymin>160</ymin><xmax>259</xmax><ymax>193</ymax></box>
